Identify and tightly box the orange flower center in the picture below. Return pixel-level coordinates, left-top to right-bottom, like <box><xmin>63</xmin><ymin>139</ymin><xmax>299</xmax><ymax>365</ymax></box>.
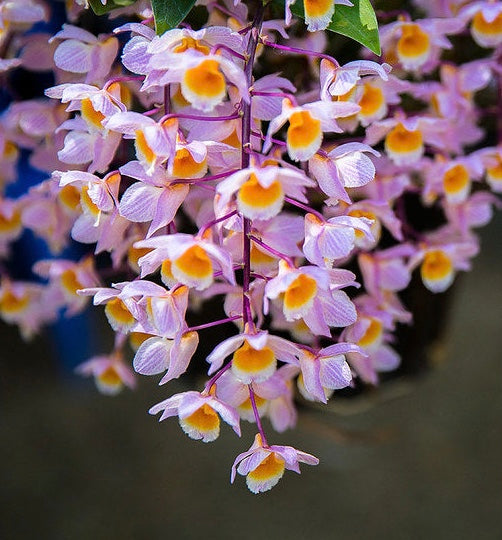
<box><xmin>421</xmin><ymin>250</ymin><xmax>453</xmax><ymax>281</ymax></box>
<box><xmin>233</xmin><ymin>341</ymin><xmax>276</xmax><ymax>375</ymax></box>
<box><xmin>174</xmin><ymin>245</ymin><xmax>213</xmax><ymax>280</ymax></box>
<box><xmin>284</xmin><ymin>273</ymin><xmax>318</xmax><ymax>311</ymax></box>
<box><xmin>247</xmin><ymin>453</ymin><xmax>285</xmax><ymax>482</ymax></box>
<box><xmin>287</xmin><ymin>110</ymin><xmax>322</xmax><ymax>150</ymax></box>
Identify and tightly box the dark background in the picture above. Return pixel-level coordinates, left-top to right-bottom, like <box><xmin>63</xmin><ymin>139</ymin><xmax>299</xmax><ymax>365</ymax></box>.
<box><xmin>1</xmin><ymin>211</ymin><xmax>502</xmax><ymax>539</ymax></box>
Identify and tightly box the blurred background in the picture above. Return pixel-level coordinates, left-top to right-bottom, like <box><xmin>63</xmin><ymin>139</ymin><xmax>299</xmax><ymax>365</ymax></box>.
<box><xmin>1</xmin><ymin>207</ymin><xmax>501</xmax><ymax>540</ymax></box>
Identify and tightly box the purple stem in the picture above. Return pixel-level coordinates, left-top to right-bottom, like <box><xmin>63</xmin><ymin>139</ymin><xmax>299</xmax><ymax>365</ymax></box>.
<box><xmin>143</xmin><ymin>107</ymin><xmax>162</xmax><ymax>117</ymax></box>
<box><xmin>104</xmin><ymin>75</ymin><xmax>144</xmax><ymax>89</ymax></box>
<box><xmin>172</xmin><ymin>169</ymin><xmax>240</xmax><ymax>185</ymax></box>
<box><xmin>249</xmin><ymin>385</ymin><xmax>268</xmax><ymax>447</ymax></box>
<box><xmin>240</xmin><ymin>3</ymin><xmax>265</xmax><ymax>329</ymax></box>
<box><xmin>189</xmin><ymin>315</ymin><xmax>242</xmax><ymax>333</ymax></box>
<box><xmin>198</xmin><ymin>209</ymin><xmax>237</xmax><ymax>237</ymax></box>
<box><xmin>160</xmin><ymin>112</ymin><xmax>242</xmax><ymax>123</ymax></box>
<box><xmin>284</xmin><ymin>196</ymin><xmax>325</xmax><ymax>221</ymax></box>
<box><xmin>204</xmin><ymin>362</ymin><xmax>233</xmax><ymax>393</ymax></box>
<box><xmin>251</xmin><ymin>130</ymin><xmax>287</xmax><ymax>147</ymax></box>
<box><xmin>211</xmin><ymin>43</ymin><xmax>246</xmax><ymax>61</ymax></box>
<box><xmin>261</xmin><ymin>39</ymin><xmax>339</xmax><ymax>66</ymax></box>
<box><xmin>251</xmin><ymin>90</ymin><xmax>297</xmax><ymax>105</ymax></box>
<box><xmin>249</xmin><ymin>235</ymin><xmax>294</xmax><ymax>266</ymax></box>
<box><xmin>238</xmin><ymin>24</ymin><xmax>253</xmax><ymax>35</ymax></box>
<box><xmin>164</xmin><ymin>85</ymin><xmax>171</xmax><ymax>115</ymax></box>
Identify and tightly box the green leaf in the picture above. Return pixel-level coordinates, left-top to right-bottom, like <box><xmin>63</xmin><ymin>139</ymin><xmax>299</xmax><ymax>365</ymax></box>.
<box><xmin>289</xmin><ymin>0</ymin><xmax>381</xmax><ymax>55</ymax></box>
<box><xmin>88</xmin><ymin>0</ymin><xmax>136</xmax><ymax>16</ymax></box>
<box><xmin>151</xmin><ymin>0</ymin><xmax>198</xmax><ymax>35</ymax></box>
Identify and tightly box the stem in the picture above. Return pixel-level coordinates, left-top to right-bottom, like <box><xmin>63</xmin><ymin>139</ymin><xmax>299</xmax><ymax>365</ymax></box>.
<box><xmin>284</xmin><ymin>196</ymin><xmax>325</xmax><ymax>221</ymax></box>
<box><xmin>251</xmin><ymin>90</ymin><xmax>297</xmax><ymax>105</ymax></box>
<box><xmin>204</xmin><ymin>362</ymin><xmax>233</xmax><ymax>393</ymax></box>
<box><xmin>261</xmin><ymin>39</ymin><xmax>339</xmax><ymax>65</ymax></box>
<box><xmin>189</xmin><ymin>315</ymin><xmax>242</xmax><ymax>332</ymax></box>
<box><xmin>198</xmin><ymin>209</ymin><xmax>237</xmax><ymax>237</ymax></box>
<box><xmin>249</xmin><ymin>235</ymin><xmax>294</xmax><ymax>266</ymax></box>
<box><xmin>143</xmin><ymin>107</ymin><xmax>162</xmax><ymax>117</ymax></box>
<box><xmin>160</xmin><ymin>112</ymin><xmax>242</xmax><ymax>124</ymax></box>
<box><xmin>172</xmin><ymin>169</ymin><xmax>240</xmax><ymax>185</ymax></box>
<box><xmin>211</xmin><ymin>44</ymin><xmax>247</xmax><ymax>61</ymax></box>
<box><xmin>241</xmin><ymin>2</ymin><xmax>266</xmax><ymax>328</ymax></box>
<box><xmin>164</xmin><ymin>85</ymin><xmax>171</xmax><ymax>115</ymax></box>
<box><xmin>104</xmin><ymin>75</ymin><xmax>144</xmax><ymax>89</ymax></box>
<box><xmin>251</xmin><ymin>130</ymin><xmax>287</xmax><ymax>147</ymax></box>
<box><xmin>249</xmin><ymin>385</ymin><xmax>268</xmax><ymax>446</ymax></box>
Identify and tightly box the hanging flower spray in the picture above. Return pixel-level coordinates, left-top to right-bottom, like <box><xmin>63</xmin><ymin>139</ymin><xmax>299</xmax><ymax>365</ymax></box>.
<box><xmin>1</xmin><ymin>0</ymin><xmax>501</xmax><ymax>493</ymax></box>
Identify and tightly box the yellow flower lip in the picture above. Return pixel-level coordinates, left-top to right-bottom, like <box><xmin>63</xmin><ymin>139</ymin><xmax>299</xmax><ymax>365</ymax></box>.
<box><xmin>358</xmin><ymin>84</ymin><xmax>386</xmax><ymax>120</ymax></box>
<box><xmin>287</xmin><ymin>110</ymin><xmax>322</xmax><ymax>158</ymax></box>
<box><xmin>183</xmin><ymin>403</ymin><xmax>220</xmax><ymax>432</ymax></box>
<box><xmin>443</xmin><ymin>164</ymin><xmax>470</xmax><ymax>195</ymax></box>
<box><xmin>81</xmin><ymin>98</ymin><xmax>105</xmax><ymax>129</ymax></box>
<box><xmin>182</xmin><ymin>59</ymin><xmax>226</xmax><ymax>110</ymax></box>
<box><xmin>472</xmin><ymin>11</ymin><xmax>502</xmax><ymax>47</ymax></box>
<box><xmin>105</xmin><ymin>297</ymin><xmax>135</xmax><ymax>331</ymax></box>
<box><xmin>358</xmin><ymin>317</ymin><xmax>383</xmax><ymax>348</ymax></box>
<box><xmin>0</xmin><ymin>289</ymin><xmax>29</xmax><ymax>314</ymax></box>
<box><xmin>385</xmin><ymin>122</ymin><xmax>423</xmax><ymax>164</ymax></box>
<box><xmin>59</xmin><ymin>185</ymin><xmax>81</xmax><ymax>212</ymax></box>
<box><xmin>232</xmin><ymin>340</ymin><xmax>276</xmax><ymax>383</ymax></box>
<box><xmin>421</xmin><ymin>250</ymin><xmax>453</xmax><ymax>281</ymax></box>
<box><xmin>60</xmin><ymin>269</ymin><xmax>83</xmax><ymax>297</ymax></box>
<box><xmin>172</xmin><ymin>148</ymin><xmax>207</xmax><ymax>179</ymax></box>
<box><xmin>134</xmin><ymin>129</ymin><xmax>156</xmax><ymax>166</ymax></box>
<box><xmin>237</xmin><ymin>173</ymin><xmax>284</xmax><ymax>219</ymax></box>
<box><xmin>304</xmin><ymin>0</ymin><xmax>334</xmax><ymax>18</ymax></box>
<box><xmin>173</xmin><ymin>245</ymin><xmax>213</xmax><ymax>289</ymax></box>
<box><xmin>248</xmin><ymin>452</ymin><xmax>285</xmax><ymax>482</ymax></box>
<box><xmin>173</xmin><ymin>37</ymin><xmax>210</xmax><ymax>55</ymax></box>
<box><xmin>396</xmin><ymin>23</ymin><xmax>431</xmax><ymax>68</ymax></box>
<box><xmin>284</xmin><ymin>273</ymin><xmax>317</xmax><ymax>313</ymax></box>
<box><xmin>0</xmin><ymin>209</ymin><xmax>21</xmax><ymax>235</ymax></box>
<box><xmin>98</xmin><ymin>365</ymin><xmax>122</xmax><ymax>387</ymax></box>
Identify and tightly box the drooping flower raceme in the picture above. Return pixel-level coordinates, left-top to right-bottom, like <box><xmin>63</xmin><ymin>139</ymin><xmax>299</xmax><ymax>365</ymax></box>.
<box><xmin>0</xmin><ymin>0</ymin><xmax>500</xmax><ymax>494</ymax></box>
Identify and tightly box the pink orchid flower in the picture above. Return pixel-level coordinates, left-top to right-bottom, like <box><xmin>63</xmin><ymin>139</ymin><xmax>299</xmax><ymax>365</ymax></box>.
<box><xmin>216</xmin><ymin>161</ymin><xmax>314</xmax><ymax>220</ymax></box>
<box><xmin>263</xmin><ymin>98</ymin><xmax>360</xmax><ymax>162</ymax></box>
<box><xmin>408</xmin><ymin>228</ymin><xmax>479</xmax><ymax>293</ymax></box>
<box><xmin>296</xmin><ymin>342</ymin><xmax>359</xmax><ymax>403</ymax></box>
<box><xmin>308</xmin><ymin>142</ymin><xmax>379</xmax><ymax>202</ymax></box>
<box><xmin>46</xmin><ymin>82</ymin><xmax>127</xmax><ymax>133</ymax></box>
<box><xmin>365</xmin><ymin>113</ymin><xmax>450</xmax><ymax>166</ymax></box>
<box><xmin>319</xmin><ymin>58</ymin><xmax>391</xmax><ymax>100</ymax></box>
<box><xmin>134</xmin><ymin>232</ymin><xmax>235</xmax><ymax>291</ymax></box>
<box><xmin>265</xmin><ymin>261</ymin><xmax>357</xmax><ymax>336</ymax></box>
<box><xmin>358</xmin><ymin>244</ymin><xmax>415</xmax><ymax>298</ymax></box>
<box><xmin>146</xmin><ymin>49</ymin><xmax>249</xmax><ymax>113</ymax></box>
<box><xmin>50</xmin><ymin>24</ymin><xmax>119</xmax><ymax>84</ymax></box>
<box><xmin>33</xmin><ymin>256</ymin><xmax>100</xmax><ymax>316</ymax></box>
<box><xmin>459</xmin><ymin>1</ymin><xmax>502</xmax><ymax>48</ymax></box>
<box><xmin>149</xmin><ymin>390</ymin><xmax>241</xmax><ymax>443</ymax></box>
<box><xmin>206</xmin><ymin>328</ymin><xmax>301</xmax><ymax>384</ymax></box>
<box><xmin>76</xmin><ymin>352</ymin><xmax>136</xmax><ymax>395</ymax></box>
<box><xmin>118</xmin><ymin>160</ymin><xmax>189</xmax><ymax>237</ymax></box>
<box><xmin>215</xmin><ymin>366</ymin><xmax>290</xmax><ymax>423</ymax></box>
<box><xmin>231</xmin><ymin>433</ymin><xmax>319</xmax><ymax>493</ymax></box>
<box><xmin>380</xmin><ymin>16</ymin><xmax>464</xmax><ymax>72</ymax></box>
<box><xmin>284</xmin><ymin>0</ymin><xmax>353</xmax><ymax>32</ymax></box>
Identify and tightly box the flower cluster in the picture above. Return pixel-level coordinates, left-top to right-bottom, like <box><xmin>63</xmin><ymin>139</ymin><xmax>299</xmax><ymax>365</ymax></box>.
<box><xmin>1</xmin><ymin>0</ymin><xmax>501</xmax><ymax>493</ymax></box>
